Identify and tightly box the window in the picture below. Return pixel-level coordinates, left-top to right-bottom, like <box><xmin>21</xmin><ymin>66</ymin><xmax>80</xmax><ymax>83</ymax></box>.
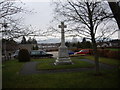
<box><xmin>79</xmin><ymin>50</ymin><xmax>88</xmax><ymax>52</ymax></box>
<box><xmin>41</xmin><ymin>51</ymin><xmax>46</xmax><ymax>55</ymax></box>
<box><xmin>31</xmin><ymin>51</ymin><xmax>40</xmax><ymax>55</ymax></box>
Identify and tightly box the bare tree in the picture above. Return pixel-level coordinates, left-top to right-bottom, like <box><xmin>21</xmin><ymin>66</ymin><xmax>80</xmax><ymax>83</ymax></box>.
<box><xmin>0</xmin><ymin>0</ymin><xmax>34</xmax><ymax>39</ymax></box>
<box><xmin>52</xmin><ymin>0</ymin><xmax>116</xmax><ymax>74</ymax></box>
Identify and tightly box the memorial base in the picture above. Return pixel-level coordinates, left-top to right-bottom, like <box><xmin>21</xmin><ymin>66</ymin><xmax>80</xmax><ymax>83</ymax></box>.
<box><xmin>54</xmin><ymin>57</ymin><xmax>73</xmax><ymax>65</ymax></box>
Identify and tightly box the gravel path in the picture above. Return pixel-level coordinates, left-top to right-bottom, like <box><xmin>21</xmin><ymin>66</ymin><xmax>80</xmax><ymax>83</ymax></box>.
<box><xmin>20</xmin><ymin>59</ymin><xmax>116</xmax><ymax>75</ymax></box>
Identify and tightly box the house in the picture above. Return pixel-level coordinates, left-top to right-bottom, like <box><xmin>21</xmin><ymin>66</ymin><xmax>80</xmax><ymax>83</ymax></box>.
<box><xmin>2</xmin><ymin>39</ymin><xmax>18</xmax><ymax>55</ymax></box>
<box><xmin>97</xmin><ymin>42</ymin><xmax>110</xmax><ymax>47</ymax></box>
<box><xmin>18</xmin><ymin>44</ymin><xmax>35</xmax><ymax>52</ymax></box>
<box><xmin>19</xmin><ymin>36</ymin><xmax>38</xmax><ymax>52</ymax></box>
<box><xmin>97</xmin><ymin>39</ymin><xmax>120</xmax><ymax>48</ymax></box>
<box><xmin>109</xmin><ymin>39</ymin><xmax>120</xmax><ymax>47</ymax></box>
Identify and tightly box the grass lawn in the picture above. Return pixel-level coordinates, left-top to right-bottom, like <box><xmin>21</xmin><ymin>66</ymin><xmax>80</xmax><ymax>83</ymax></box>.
<box><xmin>2</xmin><ymin>58</ymin><xmax>119</xmax><ymax>88</ymax></box>
<box><xmin>36</xmin><ymin>57</ymin><xmax>95</xmax><ymax>70</ymax></box>
<box><xmin>83</xmin><ymin>56</ymin><xmax>119</xmax><ymax>66</ymax></box>
<box><xmin>106</xmin><ymin>48</ymin><xmax>120</xmax><ymax>51</ymax></box>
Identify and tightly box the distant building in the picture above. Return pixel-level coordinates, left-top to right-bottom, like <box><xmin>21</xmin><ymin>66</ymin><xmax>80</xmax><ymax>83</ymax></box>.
<box><xmin>97</xmin><ymin>42</ymin><xmax>110</xmax><ymax>47</ymax></box>
<box><xmin>2</xmin><ymin>39</ymin><xmax>18</xmax><ymax>55</ymax></box>
<box><xmin>18</xmin><ymin>43</ymin><xmax>60</xmax><ymax>52</ymax></box>
<box><xmin>18</xmin><ymin>44</ymin><xmax>35</xmax><ymax>52</ymax></box>
<box><xmin>19</xmin><ymin>37</ymin><xmax>38</xmax><ymax>51</ymax></box>
<box><xmin>97</xmin><ymin>39</ymin><xmax>120</xmax><ymax>48</ymax></box>
<box><xmin>109</xmin><ymin>39</ymin><xmax>120</xmax><ymax>47</ymax></box>
<box><xmin>38</xmin><ymin>43</ymin><xmax>60</xmax><ymax>51</ymax></box>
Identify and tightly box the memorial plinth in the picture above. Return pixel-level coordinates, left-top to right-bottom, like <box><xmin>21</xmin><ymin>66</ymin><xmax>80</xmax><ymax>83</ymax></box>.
<box><xmin>54</xmin><ymin>22</ymin><xmax>72</xmax><ymax>65</ymax></box>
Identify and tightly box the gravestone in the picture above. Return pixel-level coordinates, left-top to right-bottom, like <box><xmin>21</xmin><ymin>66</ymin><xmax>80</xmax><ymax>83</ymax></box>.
<box><xmin>54</xmin><ymin>22</ymin><xmax>72</xmax><ymax>65</ymax></box>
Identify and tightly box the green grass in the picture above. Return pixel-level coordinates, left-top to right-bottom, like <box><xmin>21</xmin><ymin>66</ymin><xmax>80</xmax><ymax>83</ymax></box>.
<box><xmin>83</xmin><ymin>56</ymin><xmax>119</xmax><ymax>66</ymax></box>
<box><xmin>2</xmin><ymin>58</ymin><xmax>119</xmax><ymax>88</ymax></box>
<box><xmin>106</xmin><ymin>48</ymin><xmax>120</xmax><ymax>51</ymax></box>
<box><xmin>2</xmin><ymin>59</ymin><xmax>25</xmax><ymax>74</ymax></box>
<box><xmin>36</xmin><ymin>58</ymin><xmax>94</xmax><ymax>70</ymax></box>
<box><xmin>3</xmin><ymin>70</ymin><xmax>119</xmax><ymax>88</ymax></box>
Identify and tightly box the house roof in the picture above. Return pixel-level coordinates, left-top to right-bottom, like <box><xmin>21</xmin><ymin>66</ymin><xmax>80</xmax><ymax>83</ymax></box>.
<box><xmin>109</xmin><ymin>39</ymin><xmax>120</xmax><ymax>43</ymax></box>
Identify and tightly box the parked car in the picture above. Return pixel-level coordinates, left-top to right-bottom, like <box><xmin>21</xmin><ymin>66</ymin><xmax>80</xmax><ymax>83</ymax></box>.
<box><xmin>12</xmin><ymin>50</ymin><xmax>19</xmax><ymax>58</ymax></box>
<box><xmin>74</xmin><ymin>49</ymin><xmax>93</xmax><ymax>55</ymax></box>
<box><xmin>68</xmin><ymin>50</ymin><xmax>74</xmax><ymax>55</ymax></box>
<box><xmin>30</xmin><ymin>50</ymin><xmax>53</xmax><ymax>58</ymax></box>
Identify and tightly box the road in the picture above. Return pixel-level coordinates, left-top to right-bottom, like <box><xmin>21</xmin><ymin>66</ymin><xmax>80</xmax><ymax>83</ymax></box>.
<box><xmin>47</xmin><ymin>51</ymin><xmax>58</xmax><ymax>58</ymax></box>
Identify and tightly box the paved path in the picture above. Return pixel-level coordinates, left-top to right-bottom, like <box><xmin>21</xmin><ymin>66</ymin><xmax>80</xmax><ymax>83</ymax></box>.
<box><xmin>20</xmin><ymin>59</ymin><xmax>116</xmax><ymax>75</ymax></box>
<box><xmin>20</xmin><ymin>62</ymin><xmax>38</xmax><ymax>75</ymax></box>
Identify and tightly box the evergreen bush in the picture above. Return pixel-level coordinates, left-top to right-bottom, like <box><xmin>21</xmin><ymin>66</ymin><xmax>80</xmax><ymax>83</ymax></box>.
<box><xmin>18</xmin><ymin>49</ymin><xmax>30</xmax><ymax>62</ymax></box>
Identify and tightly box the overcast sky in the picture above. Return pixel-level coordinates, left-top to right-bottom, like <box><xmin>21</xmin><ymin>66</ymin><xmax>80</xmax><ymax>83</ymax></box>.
<box><xmin>16</xmin><ymin>0</ymin><xmax>75</xmax><ymax>43</ymax></box>
<box><xmin>15</xmin><ymin>0</ymin><xmax>119</xmax><ymax>43</ymax></box>
<box><xmin>22</xmin><ymin>1</ymin><xmax>53</xmax><ymax>30</ymax></box>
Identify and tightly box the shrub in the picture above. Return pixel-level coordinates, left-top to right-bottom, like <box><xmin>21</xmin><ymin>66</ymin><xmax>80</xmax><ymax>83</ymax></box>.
<box><xmin>106</xmin><ymin>51</ymin><xmax>120</xmax><ymax>60</ymax></box>
<box><xmin>88</xmin><ymin>48</ymin><xmax>120</xmax><ymax>60</ymax></box>
<box><xmin>18</xmin><ymin>49</ymin><xmax>30</xmax><ymax>62</ymax></box>
<box><xmin>89</xmin><ymin>49</ymin><xmax>94</xmax><ymax>55</ymax></box>
<box><xmin>97</xmin><ymin>49</ymin><xmax>110</xmax><ymax>57</ymax></box>
<box><xmin>97</xmin><ymin>49</ymin><xmax>120</xmax><ymax>60</ymax></box>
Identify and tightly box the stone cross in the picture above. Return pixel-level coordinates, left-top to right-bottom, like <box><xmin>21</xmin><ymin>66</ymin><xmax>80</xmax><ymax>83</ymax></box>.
<box><xmin>58</xmin><ymin>22</ymin><xmax>67</xmax><ymax>47</ymax></box>
<box><xmin>54</xmin><ymin>22</ymin><xmax>72</xmax><ymax>65</ymax></box>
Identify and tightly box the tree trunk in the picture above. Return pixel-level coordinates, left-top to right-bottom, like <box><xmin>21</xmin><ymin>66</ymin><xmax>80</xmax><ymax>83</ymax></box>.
<box><xmin>91</xmin><ymin>37</ymin><xmax>100</xmax><ymax>74</ymax></box>
<box><xmin>108</xmin><ymin>2</ymin><xmax>120</xmax><ymax>29</ymax></box>
<box><xmin>86</xmin><ymin>2</ymin><xmax>100</xmax><ymax>74</ymax></box>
